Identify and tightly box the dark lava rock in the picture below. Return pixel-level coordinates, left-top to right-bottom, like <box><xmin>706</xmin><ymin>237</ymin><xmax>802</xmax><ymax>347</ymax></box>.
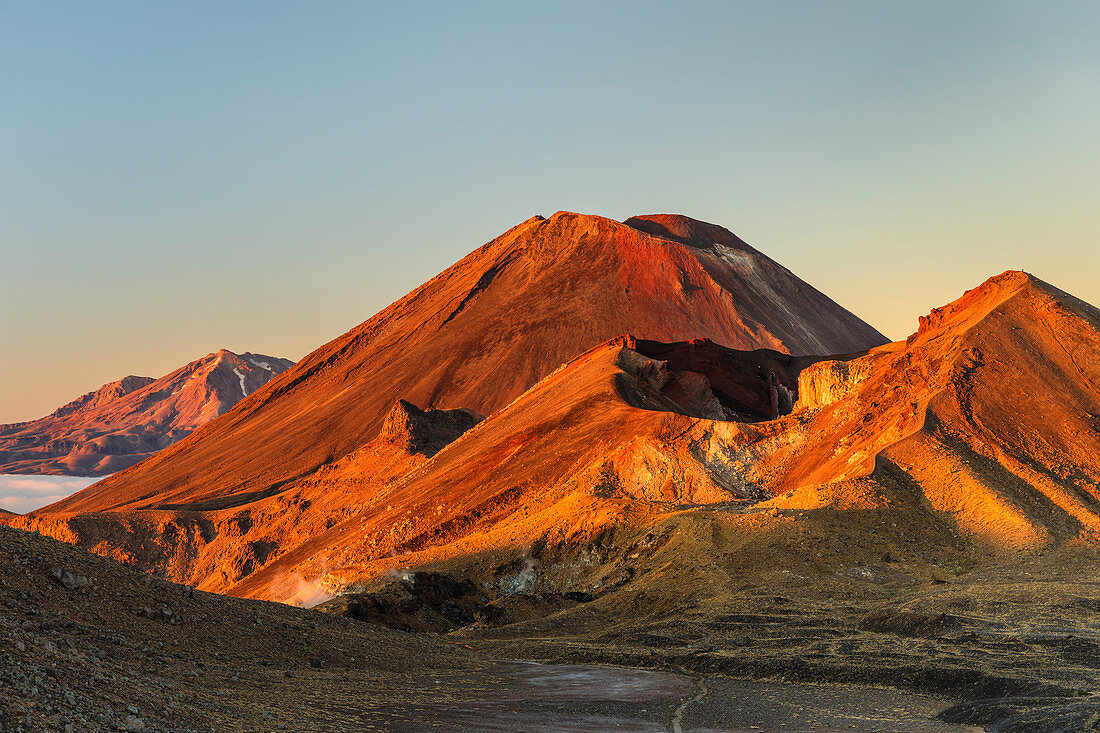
<box><xmin>319</xmin><ymin>570</ymin><xmax>596</xmax><ymax>633</ymax></box>
<box><xmin>51</xmin><ymin>567</ymin><xmax>89</xmax><ymax>591</ymax></box>
<box><xmin>319</xmin><ymin>571</ymin><xmax>488</xmax><ymax>632</ymax></box>
<box><xmin>859</xmin><ymin>609</ymin><xmax>962</xmax><ymax>637</ymax></box>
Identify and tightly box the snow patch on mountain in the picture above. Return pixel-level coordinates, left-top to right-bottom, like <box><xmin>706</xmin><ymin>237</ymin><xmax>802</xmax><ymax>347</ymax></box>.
<box><xmin>232</xmin><ymin>368</ymin><xmax>248</xmax><ymax>397</ymax></box>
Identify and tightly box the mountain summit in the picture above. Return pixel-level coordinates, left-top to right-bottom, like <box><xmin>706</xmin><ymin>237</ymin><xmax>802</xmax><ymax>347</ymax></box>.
<box><xmin>51</xmin><ymin>212</ymin><xmax>885</xmax><ymax>512</ymax></box>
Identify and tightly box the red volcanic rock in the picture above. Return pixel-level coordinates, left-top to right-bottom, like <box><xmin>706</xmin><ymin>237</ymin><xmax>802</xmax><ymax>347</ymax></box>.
<box><xmin>0</xmin><ymin>350</ymin><xmax>293</xmax><ymax>476</ymax></box>
<box><xmin>227</xmin><ymin>271</ymin><xmax>1100</xmax><ymax>601</ymax></box>
<box><xmin>45</xmin><ymin>211</ymin><xmax>885</xmax><ymax>515</ymax></box>
<box><xmin>622</xmin><ymin>213</ymin><xmax>753</xmax><ymax>248</ymax></box>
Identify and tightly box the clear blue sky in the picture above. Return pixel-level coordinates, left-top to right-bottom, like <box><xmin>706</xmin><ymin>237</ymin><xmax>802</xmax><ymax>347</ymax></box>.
<box><xmin>3</xmin><ymin>1</ymin><xmax>1098</xmax><ymax>423</ymax></box>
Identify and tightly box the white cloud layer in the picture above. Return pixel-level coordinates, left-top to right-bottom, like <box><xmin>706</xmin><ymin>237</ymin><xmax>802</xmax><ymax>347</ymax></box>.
<box><xmin>0</xmin><ymin>475</ymin><xmax>104</xmax><ymax>514</ymax></box>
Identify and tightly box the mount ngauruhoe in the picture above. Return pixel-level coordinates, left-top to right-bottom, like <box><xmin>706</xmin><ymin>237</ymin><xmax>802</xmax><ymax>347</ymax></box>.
<box><xmin>9</xmin><ymin>211</ymin><xmax>886</xmax><ymax>594</ymax></box>
<box><xmin>18</xmin><ymin>212</ymin><xmax>883</xmax><ymax>512</ymax></box>
<box><xmin>10</xmin><ymin>212</ymin><xmax>1100</xmax><ymax>730</ymax></box>
<box><xmin>0</xmin><ymin>350</ymin><xmax>293</xmax><ymax>476</ymax></box>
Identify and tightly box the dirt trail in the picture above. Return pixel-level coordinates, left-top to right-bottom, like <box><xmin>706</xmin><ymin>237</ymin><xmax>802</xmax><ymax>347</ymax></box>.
<box><xmin>670</xmin><ymin>675</ymin><xmax>708</xmax><ymax>733</ymax></box>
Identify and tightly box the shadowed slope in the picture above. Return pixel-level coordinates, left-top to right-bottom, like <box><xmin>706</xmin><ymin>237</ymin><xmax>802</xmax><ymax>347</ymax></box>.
<box><xmin>0</xmin><ymin>524</ymin><xmax>490</xmax><ymax>732</ymax></box>
<box><xmin>49</xmin><ymin>211</ymin><xmax>885</xmax><ymax>514</ymax></box>
<box><xmin>378</xmin><ymin>401</ymin><xmax>483</xmax><ymax>457</ymax></box>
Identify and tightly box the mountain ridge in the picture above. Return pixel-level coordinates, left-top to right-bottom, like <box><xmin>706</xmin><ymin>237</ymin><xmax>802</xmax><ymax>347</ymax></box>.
<box><xmin>17</xmin><ymin>267</ymin><xmax>1100</xmax><ymax>610</ymax></box>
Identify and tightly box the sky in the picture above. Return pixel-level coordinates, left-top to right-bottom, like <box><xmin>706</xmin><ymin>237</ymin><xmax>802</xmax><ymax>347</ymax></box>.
<box><xmin>2</xmin><ymin>1</ymin><xmax>1099</xmax><ymax>424</ymax></box>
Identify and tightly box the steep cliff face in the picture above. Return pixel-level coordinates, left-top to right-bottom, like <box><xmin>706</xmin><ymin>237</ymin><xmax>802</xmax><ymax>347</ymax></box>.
<box><xmin>615</xmin><ymin>337</ymin><xmax>808</xmax><ymax>421</ymax></box>
<box><xmin>0</xmin><ymin>350</ymin><xmax>293</xmax><ymax>476</ymax></box>
<box><xmin>795</xmin><ymin>357</ymin><xmax>877</xmax><ymax>410</ymax></box>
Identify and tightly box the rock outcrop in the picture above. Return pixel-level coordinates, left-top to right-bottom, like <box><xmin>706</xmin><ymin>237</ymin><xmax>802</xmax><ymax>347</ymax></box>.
<box><xmin>378</xmin><ymin>401</ymin><xmax>483</xmax><ymax>457</ymax></box>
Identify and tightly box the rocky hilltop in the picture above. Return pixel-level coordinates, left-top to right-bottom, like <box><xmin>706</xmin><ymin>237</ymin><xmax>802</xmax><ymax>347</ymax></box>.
<box><xmin>0</xmin><ymin>350</ymin><xmax>293</xmax><ymax>476</ymax></box>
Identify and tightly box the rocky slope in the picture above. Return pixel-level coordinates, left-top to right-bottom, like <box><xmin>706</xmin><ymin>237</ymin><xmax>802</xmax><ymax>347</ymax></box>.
<box><xmin>14</xmin><ymin>266</ymin><xmax>1100</xmax><ymax>600</ymax></box>
<box><xmin>16</xmin><ymin>262</ymin><xmax>1100</xmax><ymax>605</ymax></box>
<box><xmin>0</xmin><ymin>350</ymin><xmax>293</xmax><ymax>476</ymax></box>
<box><xmin>46</xmin><ymin>212</ymin><xmax>885</xmax><ymax>518</ymax></box>
<box><xmin>299</xmin><ymin>269</ymin><xmax>1100</xmax><ymax>732</ymax></box>
<box><xmin>0</xmin><ymin>522</ymin><xmax>495</xmax><ymax>732</ymax></box>
<box><xmin>2</xmin><ymin>522</ymin><xmax>983</xmax><ymax>732</ymax></box>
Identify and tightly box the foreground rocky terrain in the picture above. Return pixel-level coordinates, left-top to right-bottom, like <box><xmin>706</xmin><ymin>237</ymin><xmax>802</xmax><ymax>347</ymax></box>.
<box><xmin>0</xmin><ymin>522</ymin><xmax>494</xmax><ymax>732</ymax></box>
<box><xmin>466</xmin><ymin>544</ymin><xmax>1100</xmax><ymax>731</ymax></box>
<box><xmin>0</xmin><ymin>523</ymin><xmax>987</xmax><ymax>732</ymax></box>
<box><xmin>0</xmin><ymin>351</ymin><xmax>292</xmax><ymax>476</ymax></box>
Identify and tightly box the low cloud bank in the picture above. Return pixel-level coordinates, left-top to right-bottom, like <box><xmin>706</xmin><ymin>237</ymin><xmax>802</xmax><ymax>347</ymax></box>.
<box><xmin>0</xmin><ymin>475</ymin><xmax>103</xmax><ymax>514</ymax></box>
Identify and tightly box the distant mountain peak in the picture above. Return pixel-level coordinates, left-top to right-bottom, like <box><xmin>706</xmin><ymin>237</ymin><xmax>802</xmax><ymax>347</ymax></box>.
<box><xmin>0</xmin><ymin>349</ymin><xmax>294</xmax><ymax>477</ymax></box>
